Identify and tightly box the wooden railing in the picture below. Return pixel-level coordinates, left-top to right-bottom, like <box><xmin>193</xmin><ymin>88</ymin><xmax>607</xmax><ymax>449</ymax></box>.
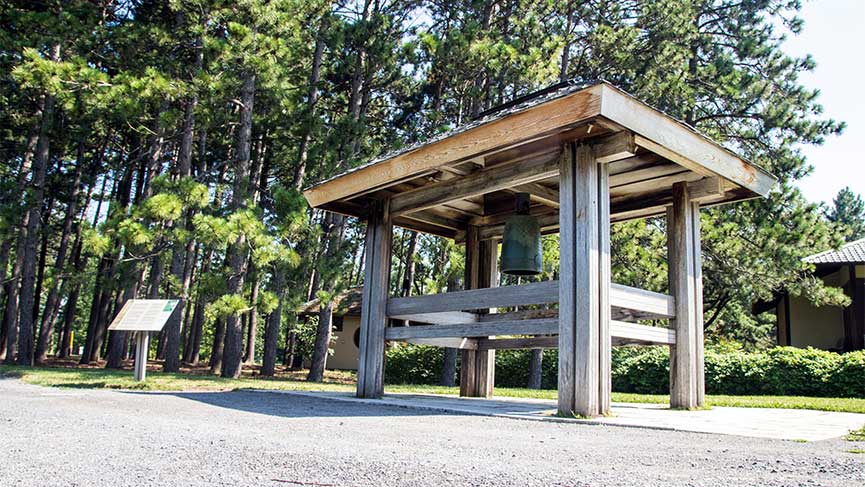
<box><xmin>384</xmin><ymin>280</ymin><xmax>676</xmax><ymax>347</ymax></box>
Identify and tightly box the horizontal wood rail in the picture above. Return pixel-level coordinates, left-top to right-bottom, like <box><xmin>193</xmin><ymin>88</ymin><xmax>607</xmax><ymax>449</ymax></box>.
<box><xmin>387</xmin><ymin>319</ymin><xmax>674</xmax><ymax>346</ymax></box>
<box><xmin>385</xmin><ymin>318</ymin><xmax>558</xmax><ymax>340</ymax></box>
<box><xmin>387</xmin><ymin>280</ymin><xmax>558</xmax><ymax>316</ymax></box>
<box><xmin>610</xmin><ymin>320</ymin><xmax>675</xmax><ymax>345</ymax></box>
<box><xmin>387</xmin><ymin>281</ymin><xmax>674</xmax><ymax>320</ymax></box>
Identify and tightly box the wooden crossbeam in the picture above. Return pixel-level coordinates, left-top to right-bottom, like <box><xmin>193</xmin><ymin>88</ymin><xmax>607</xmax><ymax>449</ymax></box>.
<box><xmin>387</xmin><ymin>281</ymin><xmax>674</xmax><ymax>320</ymax></box>
<box><xmin>610</xmin><ymin>320</ymin><xmax>676</xmax><ymax>345</ymax></box>
<box><xmin>512</xmin><ymin>183</ymin><xmax>560</xmax><ymax>208</ymax></box>
<box><xmin>384</xmin><ymin>318</ymin><xmax>559</xmax><ymax>340</ymax></box>
<box><xmin>392</xmin><ymin>321</ymin><xmax>674</xmax><ymax>346</ymax></box>
<box><xmin>387</xmin><ymin>280</ymin><xmax>558</xmax><ymax>316</ymax></box>
<box><xmin>390</xmin><ymin>153</ymin><xmax>560</xmax><ymax>216</ymax></box>
<box><xmin>610</xmin><ymin>284</ymin><xmax>675</xmax><ymax>318</ymax></box>
<box><xmin>593</xmin><ymin>131</ymin><xmax>636</xmax><ymax>163</ymax></box>
<box><xmin>405</xmin><ymin>337</ymin><xmax>478</xmax><ymax>349</ymax></box>
<box><xmin>477</xmin><ymin>336</ymin><xmax>558</xmax><ymax>350</ymax></box>
<box><xmin>388</xmin><ymin>310</ymin><xmax>478</xmax><ymax>325</ymax></box>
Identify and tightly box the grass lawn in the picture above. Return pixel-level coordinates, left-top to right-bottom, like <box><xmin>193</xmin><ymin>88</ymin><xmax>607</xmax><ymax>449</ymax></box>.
<box><xmin>3</xmin><ymin>364</ymin><xmax>865</xmax><ymax>415</ymax></box>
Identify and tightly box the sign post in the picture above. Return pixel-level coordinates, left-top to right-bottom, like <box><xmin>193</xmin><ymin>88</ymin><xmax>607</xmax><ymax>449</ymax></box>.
<box><xmin>107</xmin><ymin>299</ymin><xmax>180</xmax><ymax>382</ymax></box>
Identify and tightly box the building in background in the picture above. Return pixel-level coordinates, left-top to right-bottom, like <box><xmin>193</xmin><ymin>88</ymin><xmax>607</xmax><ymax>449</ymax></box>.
<box><xmin>297</xmin><ymin>288</ymin><xmax>363</xmax><ymax>370</ymax></box>
<box><xmin>758</xmin><ymin>239</ymin><xmax>865</xmax><ymax>351</ymax></box>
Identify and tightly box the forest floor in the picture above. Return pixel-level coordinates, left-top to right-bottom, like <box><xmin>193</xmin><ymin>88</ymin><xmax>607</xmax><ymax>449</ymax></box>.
<box><xmin>3</xmin><ymin>359</ymin><xmax>865</xmax><ymax>414</ymax></box>
<box><xmin>1</xmin><ymin>378</ymin><xmax>864</xmax><ymax>487</ymax></box>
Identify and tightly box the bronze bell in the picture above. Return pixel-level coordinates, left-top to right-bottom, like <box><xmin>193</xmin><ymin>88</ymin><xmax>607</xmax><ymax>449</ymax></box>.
<box><xmin>501</xmin><ymin>193</ymin><xmax>543</xmax><ymax>275</ymax></box>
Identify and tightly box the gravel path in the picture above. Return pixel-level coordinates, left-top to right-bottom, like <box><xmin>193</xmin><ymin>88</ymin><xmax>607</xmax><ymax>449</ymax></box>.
<box><xmin>1</xmin><ymin>379</ymin><xmax>863</xmax><ymax>487</ymax></box>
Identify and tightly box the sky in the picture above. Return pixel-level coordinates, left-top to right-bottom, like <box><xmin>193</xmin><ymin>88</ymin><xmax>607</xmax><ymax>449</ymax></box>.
<box><xmin>782</xmin><ymin>0</ymin><xmax>865</xmax><ymax>206</ymax></box>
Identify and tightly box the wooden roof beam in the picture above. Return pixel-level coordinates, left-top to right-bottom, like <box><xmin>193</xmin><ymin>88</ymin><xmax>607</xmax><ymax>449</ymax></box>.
<box><xmin>390</xmin><ymin>152</ymin><xmax>560</xmax><ymax>217</ymax></box>
<box><xmin>597</xmin><ymin>84</ymin><xmax>776</xmax><ymax>195</ymax></box>
<box><xmin>511</xmin><ymin>183</ymin><xmax>560</xmax><ymax>208</ymax></box>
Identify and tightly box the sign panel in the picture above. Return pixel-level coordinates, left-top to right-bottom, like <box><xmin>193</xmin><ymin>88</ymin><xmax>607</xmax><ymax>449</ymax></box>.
<box><xmin>107</xmin><ymin>299</ymin><xmax>180</xmax><ymax>332</ymax></box>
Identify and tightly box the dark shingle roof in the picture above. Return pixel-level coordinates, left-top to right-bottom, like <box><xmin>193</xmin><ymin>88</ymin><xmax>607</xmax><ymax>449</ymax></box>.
<box><xmin>804</xmin><ymin>239</ymin><xmax>865</xmax><ymax>265</ymax></box>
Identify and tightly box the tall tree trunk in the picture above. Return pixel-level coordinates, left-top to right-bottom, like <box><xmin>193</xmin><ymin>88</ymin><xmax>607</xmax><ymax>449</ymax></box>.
<box><xmin>527</xmin><ymin>349</ymin><xmax>543</xmax><ymax>389</ymax></box>
<box><xmin>35</xmin><ymin>138</ymin><xmax>86</xmax><ymax>362</ymax></box>
<box><xmin>243</xmin><ymin>266</ymin><xmax>260</xmax><ymax>365</ymax></box>
<box><xmin>261</xmin><ymin>266</ymin><xmax>285</xmax><ymax>376</ymax></box>
<box><xmin>1</xmin><ymin>99</ymin><xmax>42</xmax><ymax>363</ymax></box>
<box><xmin>32</xmin><ymin>200</ymin><xmax>52</xmax><ymax>326</ymax></box>
<box><xmin>559</xmin><ymin>1</ymin><xmax>574</xmax><ymax>82</ymax></box>
<box><xmin>221</xmin><ymin>71</ymin><xmax>255</xmax><ymax>379</ymax></box>
<box><xmin>16</xmin><ymin>63</ymin><xmax>58</xmax><ymax>365</ymax></box>
<box><xmin>308</xmin><ymin>212</ymin><xmax>346</xmax><ymax>382</ymax></box>
<box><xmin>209</xmin><ymin>317</ymin><xmax>226</xmax><ymax>374</ymax></box>
<box><xmin>292</xmin><ymin>14</ymin><xmax>328</xmax><ymax>189</ymax></box>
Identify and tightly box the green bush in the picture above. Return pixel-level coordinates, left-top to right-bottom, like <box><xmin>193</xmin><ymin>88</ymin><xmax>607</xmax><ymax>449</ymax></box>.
<box><xmin>384</xmin><ymin>343</ymin><xmax>865</xmax><ymax>398</ymax></box>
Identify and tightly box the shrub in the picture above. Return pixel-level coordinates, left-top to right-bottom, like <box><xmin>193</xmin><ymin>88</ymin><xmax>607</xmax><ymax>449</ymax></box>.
<box><xmin>384</xmin><ymin>343</ymin><xmax>865</xmax><ymax>398</ymax></box>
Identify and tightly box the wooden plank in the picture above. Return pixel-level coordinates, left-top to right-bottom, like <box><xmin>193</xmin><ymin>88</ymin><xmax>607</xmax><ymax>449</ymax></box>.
<box><xmin>609</xmin><ymin>163</ymin><xmax>685</xmax><ymax>188</ymax></box>
<box><xmin>558</xmin><ymin>142</ymin><xmax>601</xmax><ymax>417</ymax></box>
<box><xmin>405</xmin><ymin>337</ymin><xmax>478</xmax><ymax>349</ymax></box>
<box><xmin>385</xmin><ymin>318</ymin><xmax>559</xmax><ymax>340</ymax></box>
<box><xmin>594</xmin><ymin>131</ymin><xmax>636</xmax><ymax>163</ymax></box>
<box><xmin>598</xmin><ymin>160</ymin><xmax>612</xmax><ymax>414</ymax></box>
<box><xmin>388</xmin><ymin>280</ymin><xmax>558</xmax><ymax>315</ymax></box>
<box><xmin>389</xmin><ymin>311</ymin><xmax>478</xmax><ymax>325</ymax></box>
<box><xmin>598</xmin><ymin>84</ymin><xmax>776</xmax><ymax>196</ymax></box>
<box><xmin>609</xmin><ymin>171</ymin><xmax>702</xmax><ymax>198</ymax></box>
<box><xmin>391</xmin><ymin>216</ymin><xmax>457</xmax><ymax>240</ymax></box>
<box><xmin>610</xmin><ymin>284</ymin><xmax>675</xmax><ymax>318</ymax></box>
<box><xmin>390</xmin><ymin>153</ymin><xmax>560</xmax><ymax>216</ymax></box>
<box><xmin>387</xmin><ymin>281</ymin><xmax>672</xmax><ymax>320</ymax></box>
<box><xmin>460</xmin><ymin>235</ymin><xmax>497</xmax><ymax>398</ymax></box>
<box><xmin>608</xmin><ymin>153</ymin><xmax>662</xmax><ymax>175</ymax></box>
<box><xmin>356</xmin><ymin>199</ymin><xmax>393</xmax><ymax>399</ymax></box>
<box><xmin>667</xmin><ymin>182</ymin><xmax>699</xmax><ymax>409</ymax></box>
<box><xmin>608</xmin><ymin>177</ymin><xmax>725</xmax><ymax>223</ymax></box>
<box><xmin>512</xmin><ymin>183</ymin><xmax>560</xmax><ymax>208</ymax></box>
<box><xmin>691</xmin><ymin>198</ymin><xmax>705</xmax><ymax>405</ymax></box>
<box><xmin>401</xmin><ymin>209</ymin><xmax>465</xmax><ymax>231</ymax></box>
<box><xmin>477</xmin><ymin>336</ymin><xmax>559</xmax><ymax>350</ymax></box>
<box><xmin>305</xmin><ymin>85</ymin><xmax>603</xmax><ymax>208</ymax></box>
<box><xmin>610</xmin><ymin>320</ymin><xmax>676</xmax><ymax>345</ymax></box>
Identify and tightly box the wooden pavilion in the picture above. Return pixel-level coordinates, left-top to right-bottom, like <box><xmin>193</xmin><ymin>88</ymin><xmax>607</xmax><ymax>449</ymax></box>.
<box><xmin>303</xmin><ymin>81</ymin><xmax>776</xmax><ymax>417</ymax></box>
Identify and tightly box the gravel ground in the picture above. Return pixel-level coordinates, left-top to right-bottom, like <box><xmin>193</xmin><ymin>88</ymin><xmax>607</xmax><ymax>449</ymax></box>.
<box><xmin>1</xmin><ymin>378</ymin><xmax>863</xmax><ymax>487</ymax></box>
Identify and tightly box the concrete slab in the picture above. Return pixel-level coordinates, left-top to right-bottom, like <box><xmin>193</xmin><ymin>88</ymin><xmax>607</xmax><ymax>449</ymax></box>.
<box><xmin>256</xmin><ymin>389</ymin><xmax>865</xmax><ymax>442</ymax></box>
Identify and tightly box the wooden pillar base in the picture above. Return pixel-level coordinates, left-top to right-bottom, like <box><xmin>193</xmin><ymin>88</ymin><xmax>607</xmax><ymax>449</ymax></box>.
<box><xmin>667</xmin><ymin>182</ymin><xmax>705</xmax><ymax>409</ymax></box>
<box><xmin>557</xmin><ymin>142</ymin><xmax>611</xmax><ymax>418</ymax></box>
<box><xmin>459</xmin><ymin>228</ymin><xmax>497</xmax><ymax>399</ymax></box>
<box><xmin>459</xmin><ymin>349</ymin><xmax>494</xmax><ymax>398</ymax></box>
<box><xmin>357</xmin><ymin>201</ymin><xmax>393</xmax><ymax>399</ymax></box>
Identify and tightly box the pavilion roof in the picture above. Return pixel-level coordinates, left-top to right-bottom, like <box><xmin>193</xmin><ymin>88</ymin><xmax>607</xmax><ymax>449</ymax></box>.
<box><xmin>303</xmin><ymin>80</ymin><xmax>776</xmax><ymax>239</ymax></box>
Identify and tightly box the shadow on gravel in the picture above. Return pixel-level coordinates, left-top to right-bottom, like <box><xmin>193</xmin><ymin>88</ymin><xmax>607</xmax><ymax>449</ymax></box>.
<box><xmin>120</xmin><ymin>389</ymin><xmax>449</xmax><ymax>419</ymax></box>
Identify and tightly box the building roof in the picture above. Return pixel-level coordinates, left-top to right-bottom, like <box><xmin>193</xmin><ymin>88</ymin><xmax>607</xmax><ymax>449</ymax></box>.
<box><xmin>805</xmin><ymin>239</ymin><xmax>865</xmax><ymax>265</ymax></box>
<box><xmin>297</xmin><ymin>287</ymin><xmax>363</xmax><ymax>316</ymax></box>
<box><xmin>303</xmin><ymin>80</ymin><xmax>776</xmax><ymax>240</ymax></box>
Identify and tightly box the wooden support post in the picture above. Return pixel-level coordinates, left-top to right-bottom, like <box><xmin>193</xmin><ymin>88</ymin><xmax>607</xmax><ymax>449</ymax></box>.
<box><xmin>357</xmin><ymin>200</ymin><xmax>393</xmax><ymax>399</ymax></box>
<box><xmin>558</xmin><ymin>142</ymin><xmax>610</xmax><ymax>417</ymax></box>
<box><xmin>133</xmin><ymin>332</ymin><xmax>150</xmax><ymax>382</ymax></box>
<box><xmin>459</xmin><ymin>226</ymin><xmax>497</xmax><ymax>398</ymax></box>
<box><xmin>597</xmin><ymin>156</ymin><xmax>612</xmax><ymax>414</ymax></box>
<box><xmin>667</xmin><ymin>182</ymin><xmax>705</xmax><ymax>409</ymax></box>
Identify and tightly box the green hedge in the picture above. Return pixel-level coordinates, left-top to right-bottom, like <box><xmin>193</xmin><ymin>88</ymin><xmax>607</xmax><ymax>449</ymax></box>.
<box><xmin>384</xmin><ymin>344</ymin><xmax>865</xmax><ymax>398</ymax></box>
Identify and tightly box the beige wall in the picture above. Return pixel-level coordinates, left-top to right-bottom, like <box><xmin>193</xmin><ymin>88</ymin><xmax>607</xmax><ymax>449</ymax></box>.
<box><xmin>327</xmin><ymin>315</ymin><xmax>361</xmax><ymax>371</ymax></box>
<box><xmin>781</xmin><ymin>268</ymin><xmax>848</xmax><ymax>350</ymax></box>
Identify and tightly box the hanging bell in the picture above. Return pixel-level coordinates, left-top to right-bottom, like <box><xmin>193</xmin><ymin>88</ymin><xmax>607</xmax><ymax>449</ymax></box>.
<box><xmin>501</xmin><ymin>193</ymin><xmax>543</xmax><ymax>276</ymax></box>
